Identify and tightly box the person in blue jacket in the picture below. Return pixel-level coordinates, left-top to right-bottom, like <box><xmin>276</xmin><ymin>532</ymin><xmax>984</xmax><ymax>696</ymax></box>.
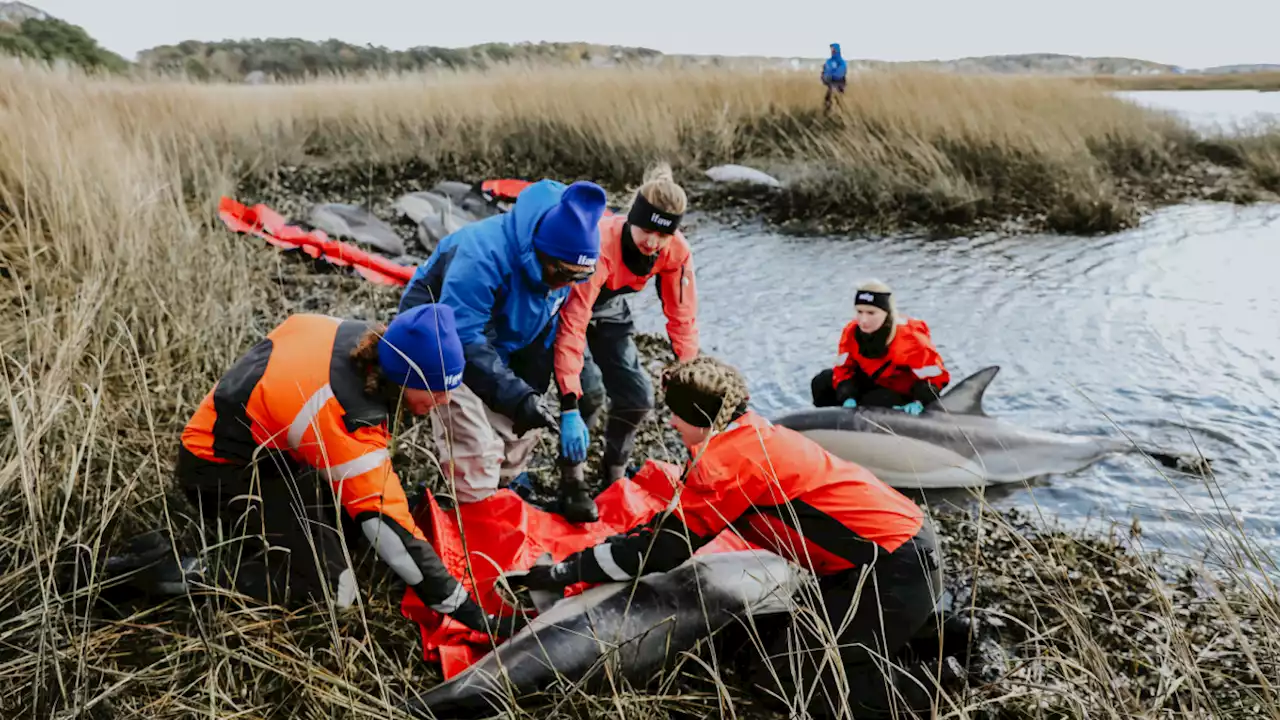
<box><xmin>822</xmin><ymin>42</ymin><xmax>848</xmax><ymax>113</ymax></box>
<box><xmin>398</xmin><ymin>179</ymin><xmax>607</xmax><ymax>509</ymax></box>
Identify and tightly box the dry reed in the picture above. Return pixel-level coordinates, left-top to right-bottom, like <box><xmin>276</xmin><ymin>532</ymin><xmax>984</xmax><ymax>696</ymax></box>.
<box><xmin>2</xmin><ymin>58</ymin><xmax>1278</xmax><ymax>718</ymax></box>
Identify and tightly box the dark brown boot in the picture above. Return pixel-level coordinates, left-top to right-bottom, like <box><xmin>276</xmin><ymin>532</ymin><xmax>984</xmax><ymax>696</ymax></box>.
<box><xmin>557</xmin><ymin>461</ymin><xmax>598</xmax><ymax>524</ymax></box>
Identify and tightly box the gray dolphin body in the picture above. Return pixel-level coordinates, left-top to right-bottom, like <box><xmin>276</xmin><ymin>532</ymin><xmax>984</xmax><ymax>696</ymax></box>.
<box><xmin>772</xmin><ymin>367</ymin><xmax>1200</xmax><ymax>490</ymax></box>
<box><xmin>405</xmin><ymin>549</ymin><xmax>809</xmax><ymax>719</ymax></box>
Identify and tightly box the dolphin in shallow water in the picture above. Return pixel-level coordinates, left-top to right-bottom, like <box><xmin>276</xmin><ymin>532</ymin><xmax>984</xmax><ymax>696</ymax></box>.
<box><xmin>403</xmin><ymin>549</ymin><xmax>810</xmax><ymax>718</ymax></box>
<box><xmin>772</xmin><ymin>366</ymin><xmax>1206</xmax><ymax>490</ymax></box>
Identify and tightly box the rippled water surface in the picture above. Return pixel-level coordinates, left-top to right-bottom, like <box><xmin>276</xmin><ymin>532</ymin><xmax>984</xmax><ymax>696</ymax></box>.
<box><xmin>1116</xmin><ymin>89</ymin><xmax>1280</xmax><ymax>133</ymax></box>
<box><xmin>628</xmin><ymin>203</ymin><xmax>1280</xmax><ymax>555</ymax></box>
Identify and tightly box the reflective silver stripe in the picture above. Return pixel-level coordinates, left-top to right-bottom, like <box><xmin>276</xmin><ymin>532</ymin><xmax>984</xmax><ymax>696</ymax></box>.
<box><xmin>359</xmin><ymin>517</ymin><xmax>425</xmax><ymax>585</ymax></box>
<box><xmin>430</xmin><ymin>582</ymin><xmax>470</xmax><ymax>614</ymax></box>
<box><xmin>912</xmin><ymin>366</ymin><xmax>943</xmax><ymax>379</ymax></box>
<box><xmin>322</xmin><ymin>449</ymin><xmax>389</xmax><ymax>483</ymax></box>
<box><xmin>336</xmin><ymin>568</ymin><xmax>358</xmax><ymax>608</ymax></box>
<box><xmin>593</xmin><ymin>543</ymin><xmax>633</xmax><ymax>582</ymax></box>
<box><xmin>288</xmin><ymin>383</ymin><xmax>335</xmax><ymax>449</ymax></box>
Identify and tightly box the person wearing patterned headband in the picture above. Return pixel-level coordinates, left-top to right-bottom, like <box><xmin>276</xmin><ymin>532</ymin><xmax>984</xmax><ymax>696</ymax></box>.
<box><xmin>811</xmin><ymin>279</ymin><xmax>951</xmax><ymax>415</ymax></box>
<box><xmin>506</xmin><ymin>354</ymin><xmax>944</xmax><ymax>719</ymax></box>
<box><xmin>544</xmin><ymin>162</ymin><xmax>701</xmax><ymax>523</ymax></box>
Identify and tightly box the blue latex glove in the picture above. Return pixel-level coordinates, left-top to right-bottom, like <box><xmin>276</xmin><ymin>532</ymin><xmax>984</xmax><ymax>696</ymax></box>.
<box><xmin>842</xmin><ymin>398</ymin><xmax>858</xmax><ymax>408</ymax></box>
<box><xmin>894</xmin><ymin>401</ymin><xmax>925</xmax><ymax>415</ymax></box>
<box><xmin>559</xmin><ymin>410</ymin><xmax>589</xmax><ymax>463</ymax></box>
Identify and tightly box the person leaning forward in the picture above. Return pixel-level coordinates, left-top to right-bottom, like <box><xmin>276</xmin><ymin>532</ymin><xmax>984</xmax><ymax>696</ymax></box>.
<box><xmin>550</xmin><ymin>162</ymin><xmax>700</xmax><ymax>523</ymax></box>
<box><xmin>510</xmin><ymin>354</ymin><xmax>946</xmax><ymax>718</ymax></box>
<box><xmin>144</xmin><ymin>305</ymin><xmax>527</xmax><ymax>637</ymax></box>
<box><xmin>398</xmin><ymin>179</ymin><xmax>607</xmax><ymax>509</ymax></box>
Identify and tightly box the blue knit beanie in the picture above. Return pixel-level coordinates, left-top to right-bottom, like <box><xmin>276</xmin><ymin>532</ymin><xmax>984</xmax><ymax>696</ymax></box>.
<box><xmin>532</xmin><ymin>181</ymin><xmax>607</xmax><ymax>267</ymax></box>
<box><xmin>378</xmin><ymin>304</ymin><xmax>466</xmax><ymax>392</ymax></box>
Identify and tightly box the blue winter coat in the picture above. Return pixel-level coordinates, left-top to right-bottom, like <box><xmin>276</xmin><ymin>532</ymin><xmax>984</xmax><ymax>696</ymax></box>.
<box><xmin>399</xmin><ymin>179</ymin><xmax>575</xmax><ymax>418</ymax></box>
<box><xmin>822</xmin><ymin>44</ymin><xmax>847</xmax><ymax>84</ymax></box>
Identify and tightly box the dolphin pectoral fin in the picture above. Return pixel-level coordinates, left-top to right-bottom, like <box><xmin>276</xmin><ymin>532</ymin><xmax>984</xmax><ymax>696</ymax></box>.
<box><xmin>934</xmin><ymin>366</ymin><xmax>1000</xmax><ymax>417</ymax></box>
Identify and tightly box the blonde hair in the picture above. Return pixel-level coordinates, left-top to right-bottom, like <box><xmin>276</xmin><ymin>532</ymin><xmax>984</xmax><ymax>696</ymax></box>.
<box><xmin>855</xmin><ymin>279</ymin><xmax>898</xmax><ymax>341</ymax></box>
<box><xmin>627</xmin><ymin>161</ymin><xmax>688</xmax><ymax>218</ymax></box>
<box><xmin>661</xmin><ymin>355</ymin><xmax>750</xmax><ymax>431</ymax></box>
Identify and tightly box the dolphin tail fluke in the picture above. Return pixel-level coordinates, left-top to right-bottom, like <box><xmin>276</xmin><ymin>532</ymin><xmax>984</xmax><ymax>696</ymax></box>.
<box><xmin>933</xmin><ymin>366</ymin><xmax>1000</xmax><ymax>416</ymax></box>
<box><xmin>1142</xmin><ymin>446</ymin><xmax>1213</xmax><ymax>475</ymax></box>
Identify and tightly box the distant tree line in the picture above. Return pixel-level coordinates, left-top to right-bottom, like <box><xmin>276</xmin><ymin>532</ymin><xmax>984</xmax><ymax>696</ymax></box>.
<box><xmin>0</xmin><ymin>16</ymin><xmax>129</xmax><ymax>72</ymax></box>
<box><xmin>0</xmin><ymin>16</ymin><xmax>665</xmax><ymax>81</ymax></box>
<box><xmin>137</xmin><ymin>38</ymin><xmax>664</xmax><ymax>82</ymax></box>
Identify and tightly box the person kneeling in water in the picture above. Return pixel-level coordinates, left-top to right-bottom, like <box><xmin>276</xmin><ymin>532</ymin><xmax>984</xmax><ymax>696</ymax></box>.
<box><xmin>509</xmin><ymin>354</ymin><xmax>945</xmax><ymax>719</ymax></box>
<box><xmin>110</xmin><ymin>305</ymin><xmax>526</xmax><ymax>639</ymax></box>
<box><xmin>812</xmin><ymin>279</ymin><xmax>950</xmax><ymax>414</ymax></box>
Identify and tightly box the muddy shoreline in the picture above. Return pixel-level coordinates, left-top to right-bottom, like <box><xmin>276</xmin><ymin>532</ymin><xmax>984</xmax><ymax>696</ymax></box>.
<box><xmin>237</xmin><ymin>150</ymin><xmax>1279</xmax><ymax>242</ymax></box>
<box><xmin>214</xmin><ymin>173</ymin><xmax>1277</xmax><ymax>717</ymax></box>
<box><xmin>255</xmin><ymin>254</ymin><xmax>1270</xmax><ymax>717</ymax></box>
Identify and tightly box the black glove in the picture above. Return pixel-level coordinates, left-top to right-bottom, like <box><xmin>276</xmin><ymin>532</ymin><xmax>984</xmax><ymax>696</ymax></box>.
<box><xmin>449</xmin><ymin>597</ymin><xmax>530</xmax><ymax>639</ymax></box>
<box><xmin>508</xmin><ymin>564</ymin><xmax>573</xmax><ymax>594</ymax></box>
<box><xmin>483</xmin><ymin>611</ymin><xmax>531</xmax><ymax>639</ymax></box>
<box><xmin>512</xmin><ymin>395</ymin><xmax>558</xmax><ymax>437</ymax></box>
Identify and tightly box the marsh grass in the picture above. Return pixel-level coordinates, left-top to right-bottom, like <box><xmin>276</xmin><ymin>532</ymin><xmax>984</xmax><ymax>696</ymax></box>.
<box><xmin>1081</xmin><ymin>72</ymin><xmax>1280</xmax><ymax>93</ymax></box>
<box><xmin>3</xmin><ymin>58</ymin><xmax>1280</xmax><ymax>718</ymax></box>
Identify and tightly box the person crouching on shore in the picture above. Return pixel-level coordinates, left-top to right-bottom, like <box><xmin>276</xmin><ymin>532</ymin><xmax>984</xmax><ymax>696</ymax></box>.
<box><xmin>549</xmin><ymin>162</ymin><xmax>701</xmax><ymax>522</ymax></box>
<box><xmin>397</xmin><ymin>179</ymin><xmax>608</xmax><ymax>510</ymax></box>
<box><xmin>811</xmin><ymin>279</ymin><xmax>950</xmax><ymax>414</ymax></box>
<box><xmin>510</xmin><ymin>354</ymin><xmax>945</xmax><ymax>718</ymax></box>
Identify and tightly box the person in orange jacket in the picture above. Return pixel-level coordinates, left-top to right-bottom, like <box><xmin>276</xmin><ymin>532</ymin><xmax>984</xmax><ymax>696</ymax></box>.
<box><xmin>508</xmin><ymin>354</ymin><xmax>945</xmax><ymax>718</ymax></box>
<box><xmin>111</xmin><ymin>305</ymin><xmax>527</xmax><ymax>638</ymax></box>
<box><xmin>545</xmin><ymin>162</ymin><xmax>699</xmax><ymax>523</ymax></box>
<box><xmin>811</xmin><ymin>279</ymin><xmax>950</xmax><ymax>414</ymax></box>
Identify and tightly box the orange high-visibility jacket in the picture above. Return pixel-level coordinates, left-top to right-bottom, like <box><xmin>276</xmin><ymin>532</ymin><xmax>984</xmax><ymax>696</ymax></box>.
<box><xmin>551</xmin><ymin>411</ymin><xmax>926</xmax><ymax>583</ymax></box>
<box><xmin>553</xmin><ymin>215</ymin><xmax>699</xmax><ymax>399</ymax></box>
<box><xmin>832</xmin><ymin>316</ymin><xmax>950</xmax><ymax>397</ymax></box>
<box><xmin>181</xmin><ymin>314</ymin><xmax>476</xmax><ymax>618</ymax></box>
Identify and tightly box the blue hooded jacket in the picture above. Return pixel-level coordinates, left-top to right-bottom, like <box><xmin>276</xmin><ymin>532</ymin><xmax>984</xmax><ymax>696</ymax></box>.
<box><xmin>822</xmin><ymin>43</ymin><xmax>847</xmax><ymax>84</ymax></box>
<box><xmin>398</xmin><ymin>179</ymin><xmax>580</xmax><ymax>419</ymax></box>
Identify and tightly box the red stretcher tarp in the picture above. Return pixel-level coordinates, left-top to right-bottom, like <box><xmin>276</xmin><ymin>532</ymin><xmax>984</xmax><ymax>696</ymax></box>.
<box><xmin>400</xmin><ymin>460</ymin><xmax>756</xmax><ymax>679</ymax></box>
<box><xmin>217</xmin><ymin>196</ymin><xmax>417</xmax><ymax>287</ymax></box>
<box><xmin>217</xmin><ymin>182</ymin><xmax>616</xmax><ymax>291</ymax></box>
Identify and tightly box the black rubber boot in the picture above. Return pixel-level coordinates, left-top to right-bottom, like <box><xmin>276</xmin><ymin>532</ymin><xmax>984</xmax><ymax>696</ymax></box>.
<box><xmin>556</xmin><ymin>461</ymin><xmax>599</xmax><ymax>524</ymax></box>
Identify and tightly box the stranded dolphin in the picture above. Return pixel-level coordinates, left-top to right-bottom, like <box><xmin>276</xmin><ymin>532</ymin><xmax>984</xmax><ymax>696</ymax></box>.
<box><xmin>772</xmin><ymin>366</ymin><xmax>1206</xmax><ymax>490</ymax></box>
<box><xmin>403</xmin><ymin>549</ymin><xmax>810</xmax><ymax>719</ymax></box>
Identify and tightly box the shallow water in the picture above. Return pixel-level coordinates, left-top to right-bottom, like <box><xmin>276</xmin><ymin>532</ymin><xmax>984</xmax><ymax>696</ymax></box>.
<box><xmin>1116</xmin><ymin>89</ymin><xmax>1280</xmax><ymax>133</ymax></box>
<box><xmin>627</xmin><ymin>202</ymin><xmax>1280</xmax><ymax>559</ymax></box>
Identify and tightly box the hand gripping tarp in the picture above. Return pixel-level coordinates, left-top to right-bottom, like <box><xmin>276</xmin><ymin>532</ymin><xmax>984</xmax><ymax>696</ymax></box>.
<box><xmin>400</xmin><ymin>459</ymin><xmax>756</xmax><ymax>679</ymax></box>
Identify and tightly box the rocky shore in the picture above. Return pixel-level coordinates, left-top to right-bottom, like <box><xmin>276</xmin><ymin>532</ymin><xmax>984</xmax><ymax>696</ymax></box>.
<box><xmin>249</xmin><ymin>227</ymin><xmax>1275</xmax><ymax>717</ymax></box>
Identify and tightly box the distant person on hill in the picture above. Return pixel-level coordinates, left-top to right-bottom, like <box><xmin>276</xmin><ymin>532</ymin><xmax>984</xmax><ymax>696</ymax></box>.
<box><xmin>541</xmin><ymin>162</ymin><xmax>701</xmax><ymax>523</ymax></box>
<box><xmin>398</xmin><ymin>179</ymin><xmax>607</xmax><ymax>511</ymax></box>
<box><xmin>811</xmin><ymin>280</ymin><xmax>951</xmax><ymax>413</ymax></box>
<box><xmin>822</xmin><ymin>42</ymin><xmax>848</xmax><ymax>113</ymax></box>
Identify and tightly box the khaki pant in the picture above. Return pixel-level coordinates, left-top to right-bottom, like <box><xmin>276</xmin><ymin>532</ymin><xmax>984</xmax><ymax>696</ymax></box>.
<box><xmin>431</xmin><ymin>383</ymin><xmax>542</xmax><ymax>504</ymax></box>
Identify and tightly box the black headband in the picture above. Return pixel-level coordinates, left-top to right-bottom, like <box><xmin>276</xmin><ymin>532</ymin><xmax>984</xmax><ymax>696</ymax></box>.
<box><xmin>627</xmin><ymin>192</ymin><xmax>682</xmax><ymax>234</ymax></box>
<box><xmin>664</xmin><ymin>383</ymin><xmax>748</xmax><ymax>428</ymax></box>
<box><xmin>854</xmin><ymin>290</ymin><xmax>891</xmax><ymax>312</ymax></box>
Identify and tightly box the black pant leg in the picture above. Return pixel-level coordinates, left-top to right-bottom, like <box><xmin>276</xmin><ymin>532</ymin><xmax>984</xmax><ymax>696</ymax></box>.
<box><xmin>811</xmin><ymin>369</ymin><xmax>839</xmax><ymax>407</ymax></box>
<box><xmin>748</xmin><ymin>521</ymin><xmax>945</xmax><ymax>719</ymax></box>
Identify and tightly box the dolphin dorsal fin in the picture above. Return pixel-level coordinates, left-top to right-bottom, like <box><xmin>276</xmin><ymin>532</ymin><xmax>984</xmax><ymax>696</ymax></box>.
<box><xmin>526</xmin><ymin>552</ymin><xmax>561</xmax><ymax>615</ymax></box>
<box><xmin>933</xmin><ymin>366</ymin><xmax>1000</xmax><ymax>416</ymax></box>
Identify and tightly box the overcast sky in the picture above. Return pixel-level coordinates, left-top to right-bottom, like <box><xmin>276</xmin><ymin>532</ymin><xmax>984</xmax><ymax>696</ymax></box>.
<box><xmin>33</xmin><ymin>0</ymin><xmax>1278</xmax><ymax>69</ymax></box>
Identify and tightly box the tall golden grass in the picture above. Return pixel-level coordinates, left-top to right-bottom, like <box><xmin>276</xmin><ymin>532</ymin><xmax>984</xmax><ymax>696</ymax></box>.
<box><xmin>2</xmin><ymin>59</ymin><xmax>1279</xmax><ymax>718</ymax></box>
